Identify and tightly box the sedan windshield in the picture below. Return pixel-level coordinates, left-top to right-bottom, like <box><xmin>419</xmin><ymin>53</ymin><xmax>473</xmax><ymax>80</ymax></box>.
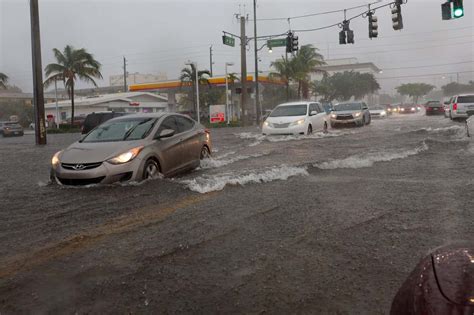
<box><xmin>82</xmin><ymin>118</ymin><xmax>156</xmax><ymax>143</ymax></box>
<box><xmin>333</xmin><ymin>103</ymin><xmax>362</xmax><ymax>111</ymax></box>
<box><xmin>270</xmin><ymin>105</ymin><xmax>307</xmax><ymax>117</ymax></box>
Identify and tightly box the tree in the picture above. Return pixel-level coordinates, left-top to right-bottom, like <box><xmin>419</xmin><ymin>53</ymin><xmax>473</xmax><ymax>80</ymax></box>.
<box><xmin>269</xmin><ymin>56</ymin><xmax>294</xmax><ymax>101</ymax></box>
<box><xmin>44</xmin><ymin>45</ymin><xmax>102</xmax><ymax>127</ymax></box>
<box><xmin>441</xmin><ymin>82</ymin><xmax>474</xmax><ymax>96</ymax></box>
<box><xmin>0</xmin><ymin>72</ymin><xmax>8</xmax><ymax>89</ymax></box>
<box><xmin>291</xmin><ymin>44</ymin><xmax>326</xmax><ymax>99</ymax></box>
<box><xmin>179</xmin><ymin>65</ymin><xmax>211</xmax><ymax>117</ymax></box>
<box><xmin>311</xmin><ymin>71</ymin><xmax>380</xmax><ymax>102</ymax></box>
<box><xmin>396</xmin><ymin>83</ymin><xmax>435</xmax><ymax>104</ymax></box>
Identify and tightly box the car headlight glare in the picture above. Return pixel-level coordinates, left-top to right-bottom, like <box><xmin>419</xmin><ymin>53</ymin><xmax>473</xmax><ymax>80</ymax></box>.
<box><xmin>331</xmin><ymin>114</ymin><xmax>337</xmax><ymax>118</ymax></box>
<box><xmin>401</xmin><ymin>108</ymin><xmax>405</xmax><ymax>111</ymax></box>
<box><xmin>411</xmin><ymin>107</ymin><xmax>416</xmax><ymax>111</ymax></box>
<box><xmin>354</xmin><ymin>112</ymin><xmax>362</xmax><ymax>117</ymax></box>
<box><xmin>107</xmin><ymin>146</ymin><xmax>143</xmax><ymax>165</ymax></box>
<box><xmin>381</xmin><ymin>110</ymin><xmax>386</xmax><ymax>115</ymax></box>
<box><xmin>52</xmin><ymin>151</ymin><xmax>62</xmax><ymax>167</ymax></box>
<box><xmin>291</xmin><ymin>119</ymin><xmax>305</xmax><ymax>126</ymax></box>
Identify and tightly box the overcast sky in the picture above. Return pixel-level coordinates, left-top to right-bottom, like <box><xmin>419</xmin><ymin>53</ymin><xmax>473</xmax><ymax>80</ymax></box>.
<box><xmin>1</xmin><ymin>0</ymin><xmax>473</xmax><ymax>93</ymax></box>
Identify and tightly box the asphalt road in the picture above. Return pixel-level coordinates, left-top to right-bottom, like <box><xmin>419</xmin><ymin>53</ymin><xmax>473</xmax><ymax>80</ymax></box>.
<box><xmin>0</xmin><ymin>112</ymin><xmax>473</xmax><ymax>314</ymax></box>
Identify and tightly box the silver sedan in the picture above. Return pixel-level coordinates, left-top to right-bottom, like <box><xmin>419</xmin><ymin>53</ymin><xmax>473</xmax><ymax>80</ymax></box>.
<box><xmin>51</xmin><ymin>113</ymin><xmax>212</xmax><ymax>185</ymax></box>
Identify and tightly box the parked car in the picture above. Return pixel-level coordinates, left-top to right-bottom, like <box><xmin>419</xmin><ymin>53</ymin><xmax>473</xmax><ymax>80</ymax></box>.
<box><xmin>51</xmin><ymin>113</ymin><xmax>211</xmax><ymax>185</ymax></box>
<box><xmin>81</xmin><ymin>111</ymin><xmax>127</xmax><ymax>134</ymax></box>
<box><xmin>467</xmin><ymin>115</ymin><xmax>474</xmax><ymax>137</ymax></box>
<box><xmin>0</xmin><ymin>121</ymin><xmax>24</xmax><ymax>137</ymax></box>
<box><xmin>64</xmin><ymin>116</ymin><xmax>86</xmax><ymax>127</ymax></box>
<box><xmin>448</xmin><ymin>94</ymin><xmax>474</xmax><ymax>120</ymax></box>
<box><xmin>368</xmin><ymin>105</ymin><xmax>387</xmax><ymax>118</ymax></box>
<box><xmin>329</xmin><ymin>101</ymin><xmax>371</xmax><ymax>128</ymax></box>
<box><xmin>424</xmin><ymin>100</ymin><xmax>445</xmax><ymax>116</ymax></box>
<box><xmin>262</xmin><ymin>102</ymin><xmax>328</xmax><ymax>135</ymax></box>
<box><xmin>398</xmin><ymin>104</ymin><xmax>417</xmax><ymax>114</ymax></box>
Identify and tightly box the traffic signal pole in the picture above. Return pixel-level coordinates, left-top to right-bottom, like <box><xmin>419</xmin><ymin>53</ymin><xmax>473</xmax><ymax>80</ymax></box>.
<box><xmin>253</xmin><ymin>0</ymin><xmax>261</xmax><ymax>125</ymax></box>
<box><xmin>29</xmin><ymin>0</ymin><xmax>47</xmax><ymax>145</ymax></box>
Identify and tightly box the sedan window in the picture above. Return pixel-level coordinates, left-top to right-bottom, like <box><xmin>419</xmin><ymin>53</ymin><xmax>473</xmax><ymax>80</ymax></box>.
<box><xmin>82</xmin><ymin>118</ymin><xmax>155</xmax><ymax>143</ymax></box>
<box><xmin>175</xmin><ymin>116</ymin><xmax>195</xmax><ymax>133</ymax></box>
<box><xmin>157</xmin><ymin>116</ymin><xmax>179</xmax><ymax>135</ymax></box>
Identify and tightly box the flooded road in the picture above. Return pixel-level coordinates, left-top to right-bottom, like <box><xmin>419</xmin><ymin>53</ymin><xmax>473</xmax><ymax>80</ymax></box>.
<box><xmin>1</xmin><ymin>113</ymin><xmax>473</xmax><ymax>313</ymax></box>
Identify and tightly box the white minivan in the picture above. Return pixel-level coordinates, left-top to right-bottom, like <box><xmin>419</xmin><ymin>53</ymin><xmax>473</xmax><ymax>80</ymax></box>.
<box><xmin>262</xmin><ymin>102</ymin><xmax>328</xmax><ymax>136</ymax></box>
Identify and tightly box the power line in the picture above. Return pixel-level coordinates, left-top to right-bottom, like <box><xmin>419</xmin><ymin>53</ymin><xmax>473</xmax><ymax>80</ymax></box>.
<box><xmin>381</xmin><ymin>60</ymin><xmax>474</xmax><ymax>71</ymax></box>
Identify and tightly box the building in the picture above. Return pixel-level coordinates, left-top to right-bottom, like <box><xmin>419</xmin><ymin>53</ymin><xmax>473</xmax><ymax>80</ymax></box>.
<box><xmin>110</xmin><ymin>72</ymin><xmax>168</xmax><ymax>87</ymax></box>
<box><xmin>45</xmin><ymin>92</ymin><xmax>169</xmax><ymax>122</ymax></box>
<box><xmin>310</xmin><ymin>58</ymin><xmax>382</xmax><ymax>104</ymax></box>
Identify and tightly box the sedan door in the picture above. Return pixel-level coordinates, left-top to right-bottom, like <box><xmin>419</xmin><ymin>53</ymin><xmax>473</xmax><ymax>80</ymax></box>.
<box><xmin>175</xmin><ymin>115</ymin><xmax>202</xmax><ymax>167</ymax></box>
<box><xmin>153</xmin><ymin>116</ymin><xmax>182</xmax><ymax>175</ymax></box>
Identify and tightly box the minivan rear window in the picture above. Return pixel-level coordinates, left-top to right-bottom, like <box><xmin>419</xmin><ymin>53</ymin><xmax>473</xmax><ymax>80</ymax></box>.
<box><xmin>457</xmin><ymin>96</ymin><xmax>474</xmax><ymax>103</ymax></box>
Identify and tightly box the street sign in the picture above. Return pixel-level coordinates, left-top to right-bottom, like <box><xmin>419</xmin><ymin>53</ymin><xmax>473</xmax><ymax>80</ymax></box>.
<box><xmin>210</xmin><ymin>105</ymin><xmax>226</xmax><ymax>123</ymax></box>
<box><xmin>222</xmin><ymin>35</ymin><xmax>235</xmax><ymax>47</ymax></box>
<box><xmin>267</xmin><ymin>38</ymin><xmax>287</xmax><ymax>48</ymax></box>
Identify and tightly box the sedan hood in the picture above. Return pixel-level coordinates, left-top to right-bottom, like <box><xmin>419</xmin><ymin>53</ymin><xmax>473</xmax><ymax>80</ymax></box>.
<box><xmin>266</xmin><ymin>115</ymin><xmax>306</xmax><ymax>124</ymax></box>
<box><xmin>59</xmin><ymin>140</ymin><xmax>148</xmax><ymax>164</ymax></box>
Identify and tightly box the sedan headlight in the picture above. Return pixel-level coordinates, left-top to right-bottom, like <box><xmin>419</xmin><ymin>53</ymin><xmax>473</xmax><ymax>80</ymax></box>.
<box><xmin>381</xmin><ymin>110</ymin><xmax>386</xmax><ymax>116</ymax></box>
<box><xmin>400</xmin><ymin>108</ymin><xmax>405</xmax><ymax>112</ymax></box>
<box><xmin>51</xmin><ymin>151</ymin><xmax>62</xmax><ymax>167</ymax></box>
<box><xmin>411</xmin><ymin>107</ymin><xmax>416</xmax><ymax>111</ymax></box>
<box><xmin>330</xmin><ymin>114</ymin><xmax>337</xmax><ymax>119</ymax></box>
<box><xmin>107</xmin><ymin>146</ymin><xmax>143</xmax><ymax>165</ymax></box>
<box><xmin>354</xmin><ymin>112</ymin><xmax>362</xmax><ymax>117</ymax></box>
<box><xmin>290</xmin><ymin>119</ymin><xmax>305</xmax><ymax>126</ymax></box>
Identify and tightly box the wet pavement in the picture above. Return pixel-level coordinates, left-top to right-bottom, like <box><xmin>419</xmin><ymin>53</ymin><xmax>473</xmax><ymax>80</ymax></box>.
<box><xmin>0</xmin><ymin>113</ymin><xmax>473</xmax><ymax>314</ymax></box>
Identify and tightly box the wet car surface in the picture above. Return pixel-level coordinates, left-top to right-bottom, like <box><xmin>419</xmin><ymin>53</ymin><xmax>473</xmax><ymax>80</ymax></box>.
<box><xmin>0</xmin><ymin>113</ymin><xmax>473</xmax><ymax>313</ymax></box>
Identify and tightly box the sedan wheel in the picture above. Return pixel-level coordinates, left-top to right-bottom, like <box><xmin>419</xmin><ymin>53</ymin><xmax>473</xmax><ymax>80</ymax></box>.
<box><xmin>200</xmin><ymin>146</ymin><xmax>210</xmax><ymax>160</ymax></box>
<box><xmin>143</xmin><ymin>159</ymin><xmax>160</xmax><ymax>180</ymax></box>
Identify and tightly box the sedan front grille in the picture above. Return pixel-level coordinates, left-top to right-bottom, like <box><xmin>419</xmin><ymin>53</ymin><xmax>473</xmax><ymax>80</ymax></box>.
<box><xmin>57</xmin><ymin>176</ymin><xmax>105</xmax><ymax>186</ymax></box>
<box><xmin>336</xmin><ymin>115</ymin><xmax>353</xmax><ymax>120</ymax></box>
<box><xmin>273</xmin><ymin>123</ymin><xmax>290</xmax><ymax>128</ymax></box>
<box><xmin>61</xmin><ymin>162</ymin><xmax>102</xmax><ymax>171</ymax></box>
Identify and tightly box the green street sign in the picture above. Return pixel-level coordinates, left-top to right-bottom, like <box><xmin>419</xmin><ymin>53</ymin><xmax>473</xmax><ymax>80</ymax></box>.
<box><xmin>222</xmin><ymin>35</ymin><xmax>235</xmax><ymax>47</ymax></box>
<box><xmin>267</xmin><ymin>38</ymin><xmax>287</xmax><ymax>48</ymax></box>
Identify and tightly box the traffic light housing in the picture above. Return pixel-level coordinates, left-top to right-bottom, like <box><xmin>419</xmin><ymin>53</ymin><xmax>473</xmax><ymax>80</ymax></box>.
<box><xmin>453</xmin><ymin>0</ymin><xmax>464</xmax><ymax>18</ymax></box>
<box><xmin>391</xmin><ymin>4</ymin><xmax>404</xmax><ymax>30</ymax></box>
<box><xmin>339</xmin><ymin>30</ymin><xmax>346</xmax><ymax>45</ymax></box>
<box><xmin>286</xmin><ymin>33</ymin><xmax>292</xmax><ymax>53</ymax></box>
<box><xmin>347</xmin><ymin>30</ymin><xmax>355</xmax><ymax>44</ymax></box>
<box><xmin>292</xmin><ymin>35</ymin><xmax>299</xmax><ymax>52</ymax></box>
<box><xmin>441</xmin><ymin>1</ymin><xmax>452</xmax><ymax>19</ymax></box>
<box><xmin>368</xmin><ymin>13</ymin><xmax>378</xmax><ymax>38</ymax></box>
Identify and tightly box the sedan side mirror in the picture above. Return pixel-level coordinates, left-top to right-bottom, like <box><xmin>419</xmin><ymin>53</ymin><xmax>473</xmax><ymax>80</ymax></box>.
<box><xmin>310</xmin><ymin>111</ymin><xmax>318</xmax><ymax>116</ymax></box>
<box><xmin>156</xmin><ymin>129</ymin><xmax>175</xmax><ymax>139</ymax></box>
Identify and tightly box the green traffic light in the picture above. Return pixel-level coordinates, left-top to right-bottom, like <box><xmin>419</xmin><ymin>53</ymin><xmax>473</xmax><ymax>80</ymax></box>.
<box><xmin>454</xmin><ymin>8</ymin><xmax>464</xmax><ymax>17</ymax></box>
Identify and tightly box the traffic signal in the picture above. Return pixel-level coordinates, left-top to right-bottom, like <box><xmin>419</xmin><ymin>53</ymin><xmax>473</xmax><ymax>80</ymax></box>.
<box><xmin>453</xmin><ymin>0</ymin><xmax>464</xmax><ymax>18</ymax></box>
<box><xmin>368</xmin><ymin>13</ymin><xmax>378</xmax><ymax>38</ymax></box>
<box><xmin>286</xmin><ymin>32</ymin><xmax>292</xmax><ymax>53</ymax></box>
<box><xmin>391</xmin><ymin>4</ymin><xmax>404</xmax><ymax>30</ymax></box>
<box><xmin>347</xmin><ymin>30</ymin><xmax>355</xmax><ymax>44</ymax></box>
<box><xmin>441</xmin><ymin>1</ymin><xmax>452</xmax><ymax>19</ymax></box>
<box><xmin>339</xmin><ymin>30</ymin><xmax>346</xmax><ymax>45</ymax></box>
<box><xmin>292</xmin><ymin>34</ymin><xmax>299</xmax><ymax>52</ymax></box>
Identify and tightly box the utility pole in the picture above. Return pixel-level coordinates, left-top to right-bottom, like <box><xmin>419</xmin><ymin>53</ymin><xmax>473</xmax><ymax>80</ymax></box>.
<box><xmin>253</xmin><ymin>0</ymin><xmax>261</xmax><ymax>125</ymax></box>
<box><xmin>240</xmin><ymin>15</ymin><xmax>248</xmax><ymax>126</ymax></box>
<box><xmin>123</xmin><ymin>56</ymin><xmax>127</xmax><ymax>92</ymax></box>
<box><xmin>456</xmin><ymin>72</ymin><xmax>459</xmax><ymax>83</ymax></box>
<box><xmin>209</xmin><ymin>45</ymin><xmax>213</xmax><ymax>77</ymax></box>
<box><xmin>29</xmin><ymin>0</ymin><xmax>46</xmax><ymax>145</ymax></box>
<box><xmin>54</xmin><ymin>78</ymin><xmax>59</xmax><ymax>129</ymax></box>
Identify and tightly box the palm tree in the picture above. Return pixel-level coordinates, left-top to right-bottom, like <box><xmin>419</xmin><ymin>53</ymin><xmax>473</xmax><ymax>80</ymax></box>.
<box><xmin>0</xmin><ymin>72</ymin><xmax>8</xmax><ymax>89</ymax></box>
<box><xmin>179</xmin><ymin>65</ymin><xmax>211</xmax><ymax>116</ymax></box>
<box><xmin>269</xmin><ymin>56</ymin><xmax>294</xmax><ymax>101</ymax></box>
<box><xmin>44</xmin><ymin>45</ymin><xmax>102</xmax><ymax>127</ymax></box>
<box><xmin>292</xmin><ymin>45</ymin><xmax>326</xmax><ymax>99</ymax></box>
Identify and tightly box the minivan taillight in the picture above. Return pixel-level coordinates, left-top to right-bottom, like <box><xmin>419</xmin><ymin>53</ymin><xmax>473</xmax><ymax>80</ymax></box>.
<box><xmin>453</xmin><ymin>103</ymin><xmax>458</xmax><ymax>111</ymax></box>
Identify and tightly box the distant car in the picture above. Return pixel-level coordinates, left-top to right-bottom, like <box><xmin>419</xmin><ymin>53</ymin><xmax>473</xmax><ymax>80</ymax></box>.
<box><xmin>81</xmin><ymin>111</ymin><xmax>128</xmax><ymax>134</ymax></box>
<box><xmin>443</xmin><ymin>98</ymin><xmax>453</xmax><ymax>118</ymax></box>
<box><xmin>262</xmin><ymin>102</ymin><xmax>328</xmax><ymax>135</ymax></box>
<box><xmin>467</xmin><ymin>116</ymin><xmax>474</xmax><ymax>137</ymax></box>
<box><xmin>448</xmin><ymin>94</ymin><xmax>474</xmax><ymax>120</ymax></box>
<box><xmin>424</xmin><ymin>101</ymin><xmax>445</xmax><ymax>116</ymax></box>
<box><xmin>380</xmin><ymin>104</ymin><xmax>394</xmax><ymax>115</ymax></box>
<box><xmin>369</xmin><ymin>105</ymin><xmax>388</xmax><ymax>118</ymax></box>
<box><xmin>0</xmin><ymin>121</ymin><xmax>24</xmax><ymax>137</ymax></box>
<box><xmin>329</xmin><ymin>101</ymin><xmax>371</xmax><ymax>128</ymax></box>
<box><xmin>51</xmin><ymin>113</ymin><xmax>212</xmax><ymax>186</ymax></box>
<box><xmin>398</xmin><ymin>104</ymin><xmax>417</xmax><ymax>114</ymax></box>
<box><xmin>64</xmin><ymin>116</ymin><xmax>86</xmax><ymax>127</ymax></box>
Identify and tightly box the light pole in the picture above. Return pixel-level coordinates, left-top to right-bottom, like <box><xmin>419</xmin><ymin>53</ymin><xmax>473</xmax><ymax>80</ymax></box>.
<box><xmin>185</xmin><ymin>61</ymin><xmax>200</xmax><ymax>123</ymax></box>
<box><xmin>225</xmin><ymin>62</ymin><xmax>234</xmax><ymax>124</ymax></box>
<box><xmin>54</xmin><ymin>78</ymin><xmax>59</xmax><ymax>128</ymax></box>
